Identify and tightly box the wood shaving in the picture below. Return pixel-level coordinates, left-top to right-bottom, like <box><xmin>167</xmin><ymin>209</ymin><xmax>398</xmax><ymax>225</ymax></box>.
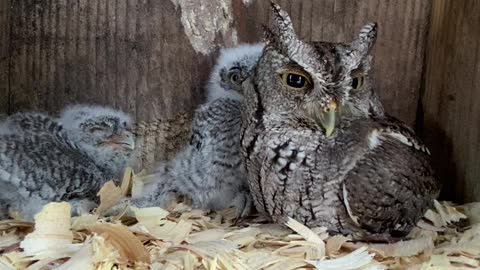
<box><xmin>95</xmin><ymin>181</ymin><xmax>123</xmax><ymax>216</ymax></box>
<box><xmin>0</xmin><ymin>172</ymin><xmax>479</xmax><ymax>269</ymax></box>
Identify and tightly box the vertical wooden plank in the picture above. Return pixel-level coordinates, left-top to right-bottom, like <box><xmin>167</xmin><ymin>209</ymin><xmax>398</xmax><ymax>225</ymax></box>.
<box><xmin>299</xmin><ymin>0</ymin><xmax>313</xmax><ymax>41</ymax></box>
<box><xmin>423</xmin><ymin>0</ymin><xmax>480</xmax><ymax>202</ymax></box>
<box><xmin>64</xmin><ymin>0</ymin><xmax>78</xmax><ymax>106</ymax></box>
<box><xmin>106</xmin><ymin>0</ymin><xmax>117</xmax><ymax>107</ymax></box>
<box><xmin>133</xmin><ymin>0</ymin><xmax>149</xmax><ymax>121</ymax></box>
<box><xmin>124</xmin><ymin>0</ymin><xmax>138</xmax><ymax>117</ymax></box>
<box><xmin>0</xmin><ymin>0</ymin><xmax>11</xmax><ymax>114</ymax></box>
<box><xmin>94</xmin><ymin>0</ymin><xmax>106</xmax><ymax>105</ymax></box>
<box><xmin>236</xmin><ymin>0</ymin><xmax>431</xmax><ymax>126</ymax></box>
<box><xmin>46</xmin><ymin>0</ymin><xmax>58</xmax><ymax>111</ymax></box>
<box><xmin>115</xmin><ymin>0</ymin><xmax>127</xmax><ymax>112</ymax></box>
<box><xmin>53</xmin><ymin>0</ymin><xmax>66</xmax><ymax>110</ymax></box>
<box><xmin>9</xmin><ymin>0</ymin><xmax>30</xmax><ymax>111</ymax></box>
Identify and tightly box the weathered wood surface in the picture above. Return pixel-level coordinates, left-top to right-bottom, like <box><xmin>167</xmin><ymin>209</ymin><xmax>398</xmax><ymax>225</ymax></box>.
<box><xmin>0</xmin><ymin>0</ymin><xmax>10</xmax><ymax>114</ymax></box>
<box><xmin>422</xmin><ymin>0</ymin><xmax>480</xmax><ymax>202</ymax></box>
<box><xmin>1</xmin><ymin>1</ymin><xmax>432</xmax><ymax>169</ymax></box>
<box><xmin>3</xmin><ymin>0</ymin><xmax>432</xmax><ymax>120</ymax></box>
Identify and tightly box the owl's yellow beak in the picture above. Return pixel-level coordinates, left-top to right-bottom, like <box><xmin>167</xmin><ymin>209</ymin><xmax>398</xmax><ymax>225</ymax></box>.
<box><xmin>319</xmin><ymin>100</ymin><xmax>337</xmax><ymax>137</ymax></box>
<box><xmin>303</xmin><ymin>99</ymin><xmax>338</xmax><ymax>137</ymax></box>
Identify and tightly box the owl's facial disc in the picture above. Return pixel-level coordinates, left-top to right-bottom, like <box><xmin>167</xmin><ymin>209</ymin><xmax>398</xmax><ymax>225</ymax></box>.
<box><xmin>86</xmin><ymin>119</ymin><xmax>135</xmax><ymax>151</ymax></box>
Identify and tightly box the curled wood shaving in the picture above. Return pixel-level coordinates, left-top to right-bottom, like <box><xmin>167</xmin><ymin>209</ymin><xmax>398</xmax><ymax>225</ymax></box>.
<box><xmin>89</xmin><ymin>224</ymin><xmax>150</xmax><ymax>265</ymax></box>
<box><xmin>326</xmin><ymin>235</ymin><xmax>351</xmax><ymax>256</ymax></box>
<box><xmin>284</xmin><ymin>217</ymin><xmax>325</xmax><ymax>246</ymax></box>
<box><xmin>120</xmin><ymin>167</ymin><xmax>134</xmax><ymax>196</ymax></box>
<box><xmin>307</xmin><ymin>246</ymin><xmax>374</xmax><ymax>270</ymax></box>
<box><xmin>368</xmin><ymin>237</ymin><xmax>434</xmax><ymax>258</ymax></box>
<box><xmin>0</xmin><ymin>176</ymin><xmax>479</xmax><ymax>269</ymax></box>
<box><xmin>55</xmin><ymin>240</ymin><xmax>94</xmax><ymax>270</ymax></box>
<box><xmin>20</xmin><ymin>202</ymin><xmax>73</xmax><ymax>256</ymax></box>
<box><xmin>433</xmin><ymin>200</ymin><xmax>467</xmax><ymax>225</ymax></box>
<box><xmin>0</xmin><ymin>231</ymin><xmax>23</xmax><ymax>250</ymax></box>
<box><xmin>132</xmin><ymin>206</ymin><xmax>169</xmax><ymax>226</ymax></box>
<box><xmin>95</xmin><ymin>181</ymin><xmax>123</xmax><ymax>216</ymax></box>
<box><xmin>131</xmin><ymin>170</ymin><xmax>149</xmax><ymax>199</ymax></box>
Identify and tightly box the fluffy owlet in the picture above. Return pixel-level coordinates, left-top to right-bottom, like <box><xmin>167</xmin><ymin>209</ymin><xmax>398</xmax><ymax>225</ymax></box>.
<box><xmin>0</xmin><ymin>105</ymin><xmax>135</xmax><ymax>220</ymax></box>
<box><xmin>240</xmin><ymin>3</ymin><xmax>440</xmax><ymax>241</ymax></box>
<box><xmin>122</xmin><ymin>44</ymin><xmax>263</xmax><ymax>217</ymax></box>
<box><xmin>0</xmin><ymin>112</ymin><xmax>62</xmax><ymax>136</ymax></box>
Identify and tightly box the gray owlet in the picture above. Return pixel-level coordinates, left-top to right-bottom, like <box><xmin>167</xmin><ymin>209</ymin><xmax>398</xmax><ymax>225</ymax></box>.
<box><xmin>0</xmin><ymin>111</ymin><xmax>63</xmax><ymax>136</ymax></box>
<box><xmin>124</xmin><ymin>44</ymin><xmax>263</xmax><ymax>217</ymax></box>
<box><xmin>0</xmin><ymin>105</ymin><xmax>135</xmax><ymax>220</ymax></box>
<box><xmin>240</xmin><ymin>3</ymin><xmax>440</xmax><ymax>241</ymax></box>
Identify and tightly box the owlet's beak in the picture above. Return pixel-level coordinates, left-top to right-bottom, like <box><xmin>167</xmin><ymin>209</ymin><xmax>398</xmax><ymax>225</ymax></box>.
<box><xmin>319</xmin><ymin>100</ymin><xmax>338</xmax><ymax>137</ymax></box>
<box><xmin>108</xmin><ymin>132</ymin><xmax>136</xmax><ymax>150</ymax></box>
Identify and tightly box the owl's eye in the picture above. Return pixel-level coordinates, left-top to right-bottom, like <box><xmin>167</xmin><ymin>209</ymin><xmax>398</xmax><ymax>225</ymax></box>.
<box><xmin>351</xmin><ymin>76</ymin><xmax>364</xmax><ymax>90</ymax></box>
<box><xmin>280</xmin><ymin>72</ymin><xmax>312</xmax><ymax>90</ymax></box>
<box><xmin>227</xmin><ymin>66</ymin><xmax>242</xmax><ymax>85</ymax></box>
<box><xmin>88</xmin><ymin>126</ymin><xmax>106</xmax><ymax>133</ymax></box>
<box><xmin>229</xmin><ymin>72</ymin><xmax>240</xmax><ymax>84</ymax></box>
<box><xmin>112</xmin><ymin>123</ymin><xmax>119</xmax><ymax>133</ymax></box>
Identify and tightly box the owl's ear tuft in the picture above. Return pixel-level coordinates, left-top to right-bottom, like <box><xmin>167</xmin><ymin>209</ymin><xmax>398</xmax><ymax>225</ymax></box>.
<box><xmin>262</xmin><ymin>24</ymin><xmax>288</xmax><ymax>56</ymax></box>
<box><xmin>266</xmin><ymin>2</ymin><xmax>300</xmax><ymax>56</ymax></box>
<box><xmin>269</xmin><ymin>1</ymin><xmax>296</xmax><ymax>38</ymax></box>
<box><xmin>352</xmin><ymin>22</ymin><xmax>377</xmax><ymax>55</ymax></box>
<box><xmin>262</xmin><ymin>25</ymin><xmax>277</xmax><ymax>46</ymax></box>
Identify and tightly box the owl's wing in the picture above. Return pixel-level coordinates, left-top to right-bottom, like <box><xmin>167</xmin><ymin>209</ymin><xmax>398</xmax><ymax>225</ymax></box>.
<box><xmin>0</xmin><ymin>112</ymin><xmax>63</xmax><ymax>136</ymax></box>
<box><xmin>343</xmin><ymin>116</ymin><xmax>439</xmax><ymax>239</ymax></box>
<box><xmin>0</xmin><ymin>132</ymin><xmax>105</xmax><ymax>203</ymax></box>
<box><xmin>372</xmin><ymin>114</ymin><xmax>431</xmax><ymax>155</ymax></box>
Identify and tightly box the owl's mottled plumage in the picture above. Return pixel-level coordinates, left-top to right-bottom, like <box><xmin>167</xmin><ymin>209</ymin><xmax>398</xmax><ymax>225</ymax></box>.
<box><xmin>0</xmin><ymin>112</ymin><xmax>63</xmax><ymax>136</ymax></box>
<box><xmin>240</xmin><ymin>3</ymin><xmax>439</xmax><ymax>240</ymax></box>
<box><xmin>125</xmin><ymin>44</ymin><xmax>263</xmax><ymax>217</ymax></box>
<box><xmin>0</xmin><ymin>105</ymin><xmax>135</xmax><ymax>220</ymax></box>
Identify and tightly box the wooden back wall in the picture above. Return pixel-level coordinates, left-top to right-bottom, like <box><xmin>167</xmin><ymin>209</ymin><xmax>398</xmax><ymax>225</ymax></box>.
<box><xmin>0</xmin><ymin>0</ymin><xmax>478</xmax><ymax>201</ymax></box>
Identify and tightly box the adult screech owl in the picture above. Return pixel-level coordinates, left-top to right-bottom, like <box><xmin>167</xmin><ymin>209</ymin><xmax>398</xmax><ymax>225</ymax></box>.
<box><xmin>240</xmin><ymin>3</ymin><xmax>440</xmax><ymax>241</ymax></box>
<box><xmin>122</xmin><ymin>44</ymin><xmax>263</xmax><ymax>218</ymax></box>
<box><xmin>0</xmin><ymin>105</ymin><xmax>135</xmax><ymax>220</ymax></box>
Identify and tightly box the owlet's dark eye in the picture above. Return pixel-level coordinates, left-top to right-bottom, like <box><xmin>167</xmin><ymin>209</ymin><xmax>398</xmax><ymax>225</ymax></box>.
<box><xmin>351</xmin><ymin>76</ymin><xmax>364</xmax><ymax>90</ymax></box>
<box><xmin>88</xmin><ymin>126</ymin><xmax>105</xmax><ymax>133</ymax></box>
<box><xmin>228</xmin><ymin>71</ymin><xmax>241</xmax><ymax>85</ymax></box>
<box><xmin>280</xmin><ymin>72</ymin><xmax>312</xmax><ymax>90</ymax></box>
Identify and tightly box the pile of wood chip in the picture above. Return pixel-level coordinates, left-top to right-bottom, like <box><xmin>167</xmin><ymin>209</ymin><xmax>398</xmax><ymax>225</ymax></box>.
<box><xmin>1</xmin><ymin>169</ymin><xmax>479</xmax><ymax>269</ymax></box>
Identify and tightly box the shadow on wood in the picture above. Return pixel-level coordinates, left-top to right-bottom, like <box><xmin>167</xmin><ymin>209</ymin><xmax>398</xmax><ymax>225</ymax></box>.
<box><xmin>422</xmin><ymin>0</ymin><xmax>480</xmax><ymax>202</ymax></box>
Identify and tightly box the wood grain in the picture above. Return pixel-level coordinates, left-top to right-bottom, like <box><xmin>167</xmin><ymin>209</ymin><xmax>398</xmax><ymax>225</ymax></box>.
<box><xmin>422</xmin><ymin>0</ymin><xmax>480</xmax><ymax>202</ymax></box>
<box><xmin>7</xmin><ymin>0</ymin><xmax>210</xmax><ymax>119</ymax></box>
<box><xmin>0</xmin><ymin>0</ymin><xmax>10</xmax><ymax>114</ymax></box>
